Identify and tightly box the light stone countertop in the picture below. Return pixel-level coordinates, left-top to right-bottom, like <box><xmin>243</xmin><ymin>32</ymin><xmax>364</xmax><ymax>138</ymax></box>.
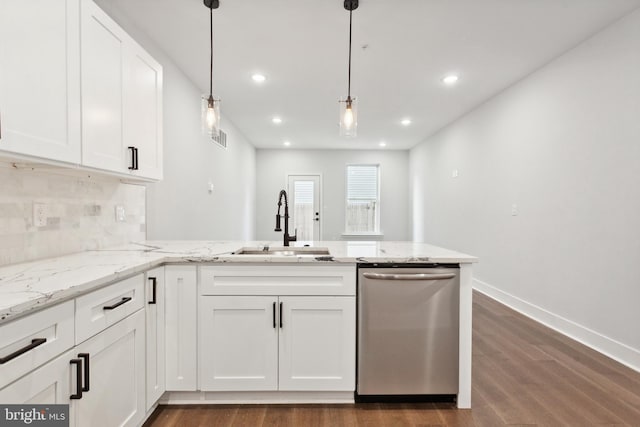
<box><xmin>0</xmin><ymin>240</ymin><xmax>477</xmax><ymax>324</ymax></box>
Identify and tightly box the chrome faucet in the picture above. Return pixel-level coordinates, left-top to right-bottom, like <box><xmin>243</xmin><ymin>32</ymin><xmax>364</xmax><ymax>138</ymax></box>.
<box><xmin>274</xmin><ymin>190</ymin><xmax>297</xmax><ymax>247</ymax></box>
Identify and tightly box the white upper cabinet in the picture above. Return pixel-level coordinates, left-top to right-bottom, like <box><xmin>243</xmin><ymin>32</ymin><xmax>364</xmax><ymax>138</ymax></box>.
<box><xmin>0</xmin><ymin>0</ymin><xmax>162</xmax><ymax>180</ymax></box>
<box><xmin>80</xmin><ymin>0</ymin><xmax>163</xmax><ymax>180</ymax></box>
<box><xmin>0</xmin><ymin>0</ymin><xmax>81</xmax><ymax>163</ymax></box>
<box><xmin>80</xmin><ymin>0</ymin><xmax>126</xmax><ymax>173</ymax></box>
<box><xmin>124</xmin><ymin>44</ymin><xmax>163</xmax><ymax>180</ymax></box>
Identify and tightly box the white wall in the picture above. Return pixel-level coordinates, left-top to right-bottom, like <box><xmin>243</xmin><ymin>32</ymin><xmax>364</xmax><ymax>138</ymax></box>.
<box><xmin>410</xmin><ymin>10</ymin><xmax>640</xmax><ymax>369</ymax></box>
<box><xmin>96</xmin><ymin>0</ymin><xmax>256</xmax><ymax>240</ymax></box>
<box><xmin>256</xmin><ymin>150</ymin><xmax>410</xmax><ymax>241</ymax></box>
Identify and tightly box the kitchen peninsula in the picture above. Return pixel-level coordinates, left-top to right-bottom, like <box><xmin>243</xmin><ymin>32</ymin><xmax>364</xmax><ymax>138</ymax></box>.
<box><xmin>0</xmin><ymin>240</ymin><xmax>476</xmax><ymax>426</ymax></box>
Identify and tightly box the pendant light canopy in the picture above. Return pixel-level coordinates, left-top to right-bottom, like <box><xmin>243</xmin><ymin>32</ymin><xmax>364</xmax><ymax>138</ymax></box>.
<box><xmin>339</xmin><ymin>0</ymin><xmax>358</xmax><ymax>138</ymax></box>
<box><xmin>202</xmin><ymin>0</ymin><xmax>221</xmax><ymax>137</ymax></box>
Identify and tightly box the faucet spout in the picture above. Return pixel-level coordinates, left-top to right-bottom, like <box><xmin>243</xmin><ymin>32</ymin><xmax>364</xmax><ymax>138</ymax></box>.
<box><xmin>274</xmin><ymin>190</ymin><xmax>297</xmax><ymax>246</ymax></box>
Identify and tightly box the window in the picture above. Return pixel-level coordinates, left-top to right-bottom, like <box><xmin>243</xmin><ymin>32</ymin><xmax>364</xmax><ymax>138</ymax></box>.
<box><xmin>345</xmin><ymin>164</ymin><xmax>379</xmax><ymax>234</ymax></box>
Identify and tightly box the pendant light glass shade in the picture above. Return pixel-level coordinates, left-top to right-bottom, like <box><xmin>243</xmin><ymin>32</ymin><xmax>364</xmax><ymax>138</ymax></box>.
<box><xmin>202</xmin><ymin>95</ymin><xmax>220</xmax><ymax>137</ymax></box>
<box><xmin>339</xmin><ymin>96</ymin><xmax>357</xmax><ymax>137</ymax></box>
<box><xmin>202</xmin><ymin>0</ymin><xmax>220</xmax><ymax>138</ymax></box>
<box><xmin>339</xmin><ymin>0</ymin><xmax>358</xmax><ymax>138</ymax></box>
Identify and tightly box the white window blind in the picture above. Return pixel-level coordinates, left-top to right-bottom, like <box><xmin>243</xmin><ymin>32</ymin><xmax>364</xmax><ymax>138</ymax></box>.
<box><xmin>347</xmin><ymin>165</ymin><xmax>378</xmax><ymax>200</ymax></box>
<box><xmin>294</xmin><ymin>181</ymin><xmax>314</xmax><ymax>204</ymax></box>
<box><xmin>345</xmin><ymin>165</ymin><xmax>379</xmax><ymax>233</ymax></box>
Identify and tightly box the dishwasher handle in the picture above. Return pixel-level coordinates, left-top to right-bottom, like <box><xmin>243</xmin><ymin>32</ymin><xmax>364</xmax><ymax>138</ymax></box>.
<box><xmin>362</xmin><ymin>272</ymin><xmax>456</xmax><ymax>281</ymax></box>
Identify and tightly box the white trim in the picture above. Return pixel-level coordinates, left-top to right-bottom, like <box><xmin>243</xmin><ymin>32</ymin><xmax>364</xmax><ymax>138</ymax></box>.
<box><xmin>159</xmin><ymin>391</ymin><xmax>354</xmax><ymax>404</ymax></box>
<box><xmin>473</xmin><ymin>278</ymin><xmax>640</xmax><ymax>373</ymax></box>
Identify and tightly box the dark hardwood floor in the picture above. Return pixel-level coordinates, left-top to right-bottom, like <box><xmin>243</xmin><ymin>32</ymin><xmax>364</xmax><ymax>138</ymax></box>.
<box><xmin>146</xmin><ymin>291</ymin><xmax>640</xmax><ymax>426</ymax></box>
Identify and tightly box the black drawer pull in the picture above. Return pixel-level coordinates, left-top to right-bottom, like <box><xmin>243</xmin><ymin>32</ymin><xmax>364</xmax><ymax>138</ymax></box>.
<box><xmin>128</xmin><ymin>146</ymin><xmax>136</xmax><ymax>170</ymax></box>
<box><xmin>78</xmin><ymin>353</ymin><xmax>90</xmax><ymax>391</ymax></box>
<box><xmin>70</xmin><ymin>358</ymin><xmax>83</xmax><ymax>399</ymax></box>
<box><xmin>149</xmin><ymin>277</ymin><xmax>157</xmax><ymax>304</ymax></box>
<box><xmin>279</xmin><ymin>302</ymin><xmax>283</xmax><ymax>329</ymax></box>
<box><xmin>272</xmin><ymin>302</ymin><xmax>276</xmax><ymax>329</ymax></box>
<box><xmin>0</xmin><ymin>338</ymin><xmax>47</xmax><ymax>364</ymax></box>
<box><xmin>103</xmin><ymin>297</ymin><xmax>132</xmax><ymax>310</ymax></box>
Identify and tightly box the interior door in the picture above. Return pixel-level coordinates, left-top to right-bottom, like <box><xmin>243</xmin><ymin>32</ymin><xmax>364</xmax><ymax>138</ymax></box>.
<box><xmin>287</xmin><ymin>175</ymin><xmax>321</xmax><ymax>241</ymax></box>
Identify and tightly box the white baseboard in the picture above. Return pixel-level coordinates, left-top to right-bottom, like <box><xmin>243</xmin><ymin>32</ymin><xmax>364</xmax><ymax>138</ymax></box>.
<box><xmin>159</xmin><ymin>391</ymin><xmax>355</xmax><ymax>405</ymax></box>
<box><xmin>473</xmin><ymin>278</ymin><xmax>640</xmax><ymax>373</ymax></box>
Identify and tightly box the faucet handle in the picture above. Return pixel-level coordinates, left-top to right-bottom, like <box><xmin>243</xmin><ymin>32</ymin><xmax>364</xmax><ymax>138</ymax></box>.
<box><xmin>291</xmin><ymin>228</ymin><xmax>297</xmax><ymax>242</ymax></box>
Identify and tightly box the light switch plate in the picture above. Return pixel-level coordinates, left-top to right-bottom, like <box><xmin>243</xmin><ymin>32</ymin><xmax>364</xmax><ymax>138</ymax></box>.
<box><xmin>115</xmin><ymin>205</ymin><xmax>126</xmax><ymax>222</ymax></box>
<box><xmin>33</xmin><ymin>203</ymin><xmax>47</xmax><ymax>227</ymax></box>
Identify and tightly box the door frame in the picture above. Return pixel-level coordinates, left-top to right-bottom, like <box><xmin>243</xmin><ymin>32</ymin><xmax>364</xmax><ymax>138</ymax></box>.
<box><xmin>286</xmin><ymin>173</ymin><xmax>323</xmax><ymax>241</ymax></box>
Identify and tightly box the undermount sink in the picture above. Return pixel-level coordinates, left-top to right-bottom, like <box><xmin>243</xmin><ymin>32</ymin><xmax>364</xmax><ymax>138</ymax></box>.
<box><xmin>233</xmin><ymin>247</ymin><xmax>331</xmax><ymax>256</ymax></box>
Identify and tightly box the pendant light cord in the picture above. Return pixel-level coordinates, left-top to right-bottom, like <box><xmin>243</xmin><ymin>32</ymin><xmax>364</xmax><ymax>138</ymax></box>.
<box><xmin>347</xmin><ymin>8</ymin><xmax>352</xmax><ymax>99</ymax></box>
<box><xmin>209</xmin><ymin>6</ymin><xmax>213</xmax><ymax>98</ymax></box>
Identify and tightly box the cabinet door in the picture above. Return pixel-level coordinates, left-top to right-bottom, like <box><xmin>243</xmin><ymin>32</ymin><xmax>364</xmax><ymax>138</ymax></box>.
<box><xmin>165</xmin><ymin>266</ymin><xmax>197</xmax><ymax>391</ymax></box>
<box><xmin>278</xmin><ymin>296</ymin><xmax>356</xmax><ymax>391</ymax></box>
<box><xmin>145</xmin><ymin>267</ymin><xmax>165</xmax><ymax>410</ymax></box>
<box><xmin>124</xmin><ymin>43</ymin><xmax>163</xmax><ymax>180</ymax></box>
<box><xmin>0</xmin><ymin>0</ymin><xmax>81</xmax><ymax>163</ymax></box>
<box><xmin>0</xmin><ymin>349</ymin><xmax>73</xmax><ymax>405</ymax></box>
<box><xmin>71</xmin><ymin>310</ymin><xmax>145</xmax><ymax>427</ymax></box>
<box><xmin>199</xmin><ymin>296</ymin><xmax>278</xmax><ymax>391</ymax></box>
<box><xmin>80</xmin><ymin>0</ymin><xmax>126</xmax><ymax>173</ymax></box>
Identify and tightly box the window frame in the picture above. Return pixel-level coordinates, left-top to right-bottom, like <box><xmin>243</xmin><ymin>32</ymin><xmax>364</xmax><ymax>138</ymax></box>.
<box><xmin>343</xmin><ymin>163</ymin><xmax>381</xmax><ymax>236</ymax></box>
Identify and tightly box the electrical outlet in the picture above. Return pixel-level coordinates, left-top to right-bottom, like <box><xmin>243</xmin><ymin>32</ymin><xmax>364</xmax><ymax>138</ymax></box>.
<box><xmin>511</xmin><ymin>204</ymin><xmax>518</xmax><ymax>216</ymax></box>
<box><xmin>115</xmin><ymin>205</ymin><xmax>126</xmax><ymax>222</ymax></box>
<box><xmin>452</xmin><ymin>169</ymin><xmax>459</xmax><ymax>178</ymax></box>
<box><xmin>33</xmin><ymin>203</ymin><xmax>48</xmax><ymax>227</ymax></box>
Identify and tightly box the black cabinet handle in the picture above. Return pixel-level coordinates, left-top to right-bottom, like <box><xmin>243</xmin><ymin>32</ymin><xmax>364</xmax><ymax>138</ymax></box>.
<box><xmin>128</xmin><ymin>146</ymin><xmax>136</xmax><ymax>170</ymax></box>
<box><xmin>279</xmin><ymin>302</ymin><xmax>283</xmax><ymax>329</ymax></box>
<box><xmin>103</xmin><ymin>296</ymin><xmax>132</xmax><ymax>310</ymax></box>
<box><xmin>272</xmin><ymin>302</ymin><xmax>276</xmax><ymax>328</ymax></box>
<box><xmin>0</xmin><ymin>338</ymin><xmax>46</xmax><ymax>364</ymax></box>
<box><xmin>134</xmin><ymin>147</ymin><xmax>139</xmax><ymax>170</ymax></box>
<box><xmin>70</xmin><ymin>358</ymin><xmax>83</xmax><ymax>399</ymax></box>
<box><xmin>148</xmin><ymin>277</ymin><xmax>157</xmax><ymax>304</ymax></box>
<box><xmin>78</xmin><ymin>353</ymin><xmax>90</xmax><ymax>391</ymax></box>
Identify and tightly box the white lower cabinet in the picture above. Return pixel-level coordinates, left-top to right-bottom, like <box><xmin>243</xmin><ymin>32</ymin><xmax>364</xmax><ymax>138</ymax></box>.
<box><xmin>199</xmin><ymin>295</ymin><xmax>355</xmax><ymax>392</ymax></box>
<box><xmin>145</xmin><ymin>267</ymin><xmax>165</xmax><ymax>410</ymax></box>
<box><xmin>0</xmin><ymin>349</ymin><xmax>74</xmax><ymax>405</ymax></box>
<box><xmin>165</xmin><ymin>266</ymin><xmax>197</xmax><ymax>391</ymax></box>
<box><xmin>71</xmin><ymin>309</ymin><xmax>146</xmax><ymax>427</ymax></box>
<box><xmin>199</xmin><ymin>296</ymin><xmax>278</xmax><ymax>391</ymax></box>
<box><xmin>278</xmin><ymin>296</ymin><xmax>355</xmax><ymax>391</ymax></box>
<box><xmin>0</xmin><ymin>309</ymin><xmax>145</xmax><ymax>427</ymax></box>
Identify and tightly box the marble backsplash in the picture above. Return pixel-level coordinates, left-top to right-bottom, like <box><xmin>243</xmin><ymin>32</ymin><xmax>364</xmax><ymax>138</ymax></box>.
<box><xmin>0</xmin><ymin>162</ymin><xmax>146</xmax><ymax>266</ymax></box>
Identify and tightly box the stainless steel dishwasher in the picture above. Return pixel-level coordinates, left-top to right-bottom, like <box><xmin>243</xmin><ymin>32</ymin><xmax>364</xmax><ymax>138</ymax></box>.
<box><xmin>356</xmin><ymin>264</ymin><xmax>459</xmax><ymax>401</ymax></box>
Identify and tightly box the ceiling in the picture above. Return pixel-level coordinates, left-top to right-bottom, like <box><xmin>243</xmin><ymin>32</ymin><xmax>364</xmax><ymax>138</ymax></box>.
<box><xmin>101</xmin><ymin>0</ymin><xmax>639</xmax><ymax>150</ymax></box>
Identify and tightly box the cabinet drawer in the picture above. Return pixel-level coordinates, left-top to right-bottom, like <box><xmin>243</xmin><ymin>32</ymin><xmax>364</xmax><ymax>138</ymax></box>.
<box><xmin>199</xmin><ymin>265</ymin><xmax>356</xmax><ymax>296</ymax></box>
<box><xmin>0</xmin><ymin>301</ymin><xmax>74</xmax><ymax>388</ymax></box>
<box><xmin>75</xmin><ymin>274</ymin><xmax>144</xmax><ymax>343</ymax></box>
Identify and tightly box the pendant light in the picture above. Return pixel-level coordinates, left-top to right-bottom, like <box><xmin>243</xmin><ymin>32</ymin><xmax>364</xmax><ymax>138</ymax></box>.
<box><xmin>202</xmin><ymin>0</ymin><xmax>221</xmax><ymax>137</ymax></box>
<box><xmin>339</xmin><ymin>0</ymin><xmax>358</xmax><ymax>137</ymax></box>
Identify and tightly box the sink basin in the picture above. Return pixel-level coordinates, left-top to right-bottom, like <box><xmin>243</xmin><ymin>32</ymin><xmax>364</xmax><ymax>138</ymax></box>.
<box><xmin>233</xmin><ymin>247</ymin><xmax>330</xmax><ymax>256</ymax></box>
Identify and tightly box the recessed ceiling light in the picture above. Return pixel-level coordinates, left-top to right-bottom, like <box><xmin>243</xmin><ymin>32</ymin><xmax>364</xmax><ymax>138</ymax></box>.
<box><xmin>442</xmin><ymin>74</ymin><xmax>459</xmax><ymax>85</ymax></box>
<box><xmin>251</xmin><ymin>73</ymin><xmax>266</xmax><ymax>83</ymax></box>
<box><xmin>401</xmin><ymin>118</ymin><xmax>412</xmax><ymax>126</ymax></box>
<box><xmin>283</xmin><ymin>141</ymin><xmax>291</xmax><ymax>147</ymax></box>
<box><xmin>272</xmin><ymin>117</ymin><xmax>282</xmax><ymax>124</ymax></box>
<box><xmin>379</xmin><ymin>141</ymin><xmax>387</xmax><ymax>147</ymax></box>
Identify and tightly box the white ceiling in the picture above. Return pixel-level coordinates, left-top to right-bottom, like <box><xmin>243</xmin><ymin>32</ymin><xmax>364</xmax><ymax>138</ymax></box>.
<box><xmin>103</xmin><ymin>0</ymin><xmax>639</xmax><ymax>150</ymax></box>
